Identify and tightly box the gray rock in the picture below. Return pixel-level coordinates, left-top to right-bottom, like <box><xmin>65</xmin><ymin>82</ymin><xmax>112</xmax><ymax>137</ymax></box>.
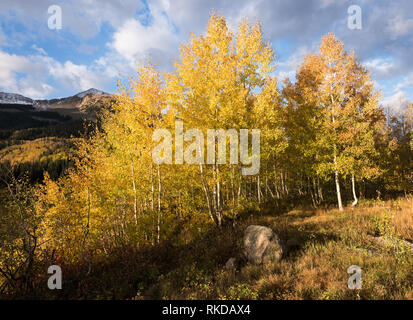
<box><xmin>243</xmin><ymin>225</ymin><xmax>284</xmax><ymax>265</ymax></box>
<box><xmin>225</xmin><ymin>257</ymin><xmax>236</xmax><ymax>270</ymax></box>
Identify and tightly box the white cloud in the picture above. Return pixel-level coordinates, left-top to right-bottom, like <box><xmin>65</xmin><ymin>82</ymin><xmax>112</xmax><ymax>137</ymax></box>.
<box><xmin>364</xmin><ymin>58</ymin><xmax>395</xmax><ymax>77</ymax></box>
<box><xmin>382</xmin><ymin>90</ymin><xmax>409</xmax><ymax>114</ymax></box>
<box><xmin>18</xmin><ymin>79</ymin><xmax>53</xmax><ymax>99</ymax></box>
<box><xmin>277</xmin><ymin>46</ymin><xmax>310</xmax><ymax>82</ymax></box>
<box><xmin>0</xmin><ymin>50</ymin><xmax>53</xmax><ymax>98</ymax></box>
<box><xmin>31</xmin><ymin>44</ymin><xmax>47</xmax><ymax>56</ymax></box>
<box><xmin>0</xmin><ymin>49</ymin><xmax>113</xmax><ymax>99</ymax></box>
<box><xmin>0</xmin><ymin>0</ymin><xmax>145</xmax><ymax>39</ymax></box>
<box><xmin>395</xmin><ymin>72</ymin><xmax>413</xmax><ymax>91</ymax></box>
<box><xmin>386</xmin><ymin>15</ymin><xmax>413</xmax><ymax>39</ymax></box>
<box><xmin>48</xmin><ymin>60</ymin><xmax>111</xmax><ymax>94</ymax></box>
<box><xmin>109</xmin><ymin>4</ymin><xmax>179</xmax><ymax>71</ymax></box>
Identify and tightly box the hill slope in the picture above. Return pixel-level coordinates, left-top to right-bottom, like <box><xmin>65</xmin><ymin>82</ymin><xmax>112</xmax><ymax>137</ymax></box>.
<box><xmin>0</xmin><ymin>89</ymin><xmax>114</xmax><ymax>138</ymax></box>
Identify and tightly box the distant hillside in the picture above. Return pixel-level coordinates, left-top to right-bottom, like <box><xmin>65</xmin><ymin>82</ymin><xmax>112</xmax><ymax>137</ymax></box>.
<box><xmin>0</xmin><ymin>137</ymin><xmax>75</xmax><ymax>166</ymax></box>
<box><xmin>0</xmin><ymin>89</ymin><xmax>114</xmax><ymax>135</ymax></box>
<box><xmin>0</xmin><ymin>88</ymin><xmax>110</xmax><ymax>180</ymax></box>
<box><xmin>44</xmin><ymin>92</ymin><xmax>115</xmax><ymax>120</ymax></box>
<box><xmin>0</xmin><ymin>104</ymin><xmax>71</xmax><ymax>132</ymax></box>
<box><xmin>0</xmin><ymin>88</ymin><xmax>112</xmax><ymax>114</ymax></box>
<box><xmin>0</xmin><ymin>137</ymin><xmax>78</xmax><ymax>181</ymax></box>
<box><xmin>0</xmin><ymin>89</ymin><xmax>112</xmax><ymax>181</ymax></box>
<box><xmin>0</xmin><ymin>92</ymin><xmax>34</xmax><ymax>105</ymax></box>
<box><xmin>0</xmin><ymin>88</ymin><xmax>113</xmax><ymax>170</ymax></box>
<box><xmin>34</xmin><ymin>88</ymin><xmax>112</xmax><ymax>119</ymax></box>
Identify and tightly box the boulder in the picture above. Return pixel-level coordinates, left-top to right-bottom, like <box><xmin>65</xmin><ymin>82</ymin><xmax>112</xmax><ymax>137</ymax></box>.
<box><xmin>243</xmin><ymin>225</ymin><xmax>284</xmax><ymax>264</ymax></box>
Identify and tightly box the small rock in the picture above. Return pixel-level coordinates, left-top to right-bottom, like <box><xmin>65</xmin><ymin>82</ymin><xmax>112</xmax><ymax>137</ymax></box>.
<box><xmin>243</xmin><ymin>225</ymin><xmax>284</xmax><ymax>265</ymax></box>
<box><xmin>225</xmin><ymin>257</ymin><xmax>236</xmax><ymax>270</ymax></box>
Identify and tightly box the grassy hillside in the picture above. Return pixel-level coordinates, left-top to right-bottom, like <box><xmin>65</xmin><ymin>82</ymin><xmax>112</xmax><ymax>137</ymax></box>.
<box><xmin>0</xmin><ymin>93</ymin><xmax>111</xmax><ymax>181</ymax></box>
<box><xmin>0</xmin><ymin>137</ymin><xmax>76</xmax><ymax>165</ymax></box>
<box><xmin>0</xmin><ymin>137</ymin><xmax>78</xmax><ymax>181</ymax></box>
<box><xmin>127</xmin><ymin>197</ymin><xmax>413</xmax><ymax>300</ymax></box>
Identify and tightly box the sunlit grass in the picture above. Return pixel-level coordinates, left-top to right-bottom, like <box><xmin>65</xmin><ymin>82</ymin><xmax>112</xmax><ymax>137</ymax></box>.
<box><xmin>146</xmin><ymin>197</ymin><xmax>413</xmax><ymax>300</ymax></box>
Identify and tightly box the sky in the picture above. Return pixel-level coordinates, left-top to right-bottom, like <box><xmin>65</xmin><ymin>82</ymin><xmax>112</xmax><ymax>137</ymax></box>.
<box><xmin>0</xmin><ymin>0</ymin><xmax>412</xmax><ymax>112</ymax></box>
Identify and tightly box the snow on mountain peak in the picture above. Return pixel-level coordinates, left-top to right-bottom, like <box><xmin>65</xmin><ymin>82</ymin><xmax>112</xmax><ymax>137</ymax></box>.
<box><xmin>75</xmin><ymin>88</ymin><xmax>106</xmax><ymax>98</ymax></box>
<box><xmin>0</xmin><ymin>89</ymin><xmax>108</xmax><ymax>108</ymax></box>
<box><xmin>0</xmin><ymin>92</ymin><xmax>33</xmax><ymax>105</ymax></box>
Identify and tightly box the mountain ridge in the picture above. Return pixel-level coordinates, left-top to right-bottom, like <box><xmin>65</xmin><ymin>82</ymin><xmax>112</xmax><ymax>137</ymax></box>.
<box><xmin>0</xmin><ymin>88</ymin><xmax>109</xmax><ymax>109</ymax></box>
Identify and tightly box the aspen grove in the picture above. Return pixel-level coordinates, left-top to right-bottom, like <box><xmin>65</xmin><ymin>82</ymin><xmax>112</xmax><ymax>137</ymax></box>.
<box><xmin>0</xmin><ymin>14</ymin><xmax>412</xmax><ymax>298</ymax></box>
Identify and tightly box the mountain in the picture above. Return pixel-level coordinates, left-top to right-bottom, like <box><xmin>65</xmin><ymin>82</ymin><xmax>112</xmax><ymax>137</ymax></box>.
<box><xmin>33</xmin><ymin>88</ymin><xmax>109</xmax><ymax>109</ymax></box>
<box><xmin>0</xmin><ymin>88</ymin><xmax>112</xmax><ymax>118</ymax></box>
<box><xmin>0</xmin><ymin>89</ymin><xmax>114</xmax><ymax>135</ymax></box>
<box><xmin>0</xmin><ymin>88</ymin><xmax>113</xmax><ymax>180</ymax></box>
<box><xmin>0</xmin><ymin>88</ymin><xmax>108</xmax><ymax>108</ymax></box>
<box><xmin>39</xmin><ymin>89</ymin><xmax>113</xmax><ymax>120</ymax></box>
<box><xmin>0</xmin><ymin>92</ymin><xmax>34</xmax><ymax>105</ymax></box>
<box><xmin>75</xmin><ymin>88</ymin><xmax>107</xmax><ymax>98</ymax></box>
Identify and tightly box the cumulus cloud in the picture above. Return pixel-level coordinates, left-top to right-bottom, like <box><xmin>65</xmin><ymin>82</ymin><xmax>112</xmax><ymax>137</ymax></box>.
<box><xmin>0</xmin><ymin>48</ymin><xmax>113</xmax><ymax>99</ymax></box>
<box><xmin>108</xmin><ymin>3</ymin><xmax>179</xmax><ymax>72</ymax></box>
<box><xmin>364</xmin><ymin>58</ymin><xmax>395</xmax><ymax>79</ymax></box>
<box><xmin>0</xmin><ymin>0</ymin><xmax>412</xmax><ymax>104</ymax></box>
<box><xmin>0</xmin><ymin>50</ymin><xmax>53</xmax><ymax>98</ymax></box>
<box><xmin>396</xmin><ymin>72</ymin><xmax>413</xmax><ymax>92</ymax></box>
<box><xmin>48</xmin><ymin>60</ymin><xmax>111</xmax><ymax>94</ymax></box>
<box><xmin>0</xmin><ymin>0</ymin><xmax>145</xmax><ymax>39</ymax></box>
<box><xmin>17</xmin><ymin>80</ymin><xmax>53</xmax><ymax>99</ymax></box>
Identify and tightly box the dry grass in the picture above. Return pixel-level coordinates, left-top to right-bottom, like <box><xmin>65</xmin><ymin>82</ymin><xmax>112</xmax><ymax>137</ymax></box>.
<box><xmin>146</xmin><ymin>197</ymin><xmax>413</xmax><ymax>300</ymax></box>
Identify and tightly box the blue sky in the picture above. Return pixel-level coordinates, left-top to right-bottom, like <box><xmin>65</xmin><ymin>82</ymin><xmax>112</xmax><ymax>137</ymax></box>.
<box><xmin>0</xmin><ymin>0</ymin><xmax>412</xmax><ymax>112</ymax></box>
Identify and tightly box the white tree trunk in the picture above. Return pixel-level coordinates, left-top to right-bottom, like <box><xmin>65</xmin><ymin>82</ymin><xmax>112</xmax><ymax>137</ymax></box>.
<box><xmin>351</xmin><ymin>174</ymin><xmax>358</xmax><ymax>207</ymax></box>
<box><xmin>331</xmin><ymin>97</ymin><xmax>343</xmax><ymax>211</ymax></box>
<box><xmin>335</xmin><ymin>169</ymin><xmax>343</xmax><ymax>211</ymax></box>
